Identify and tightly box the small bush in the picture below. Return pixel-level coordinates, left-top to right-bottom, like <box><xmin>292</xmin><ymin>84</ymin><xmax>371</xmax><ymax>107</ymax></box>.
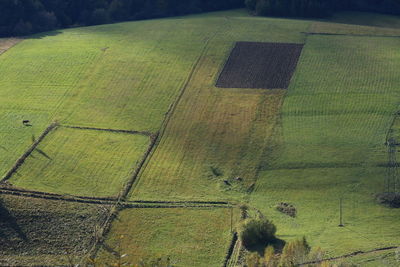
<box><xmin>240</xmin><ymin>218</ymin><xmax>277</xmax><ymax>250</ymax></box>
<box><xmin>376</xmin><ymin>192</ymin><xmax>400</xmax><ymax>208</ymax></box>
<box><xmin>210</xmin><ymin>166</ymin><xmax>223</xmax><ymax>177</ymax></box>
<box><xmin>276</xmin><ymin>202</ymin><xmax>297</xmax><ymax>217</ymax></box>
<box><xmin>239</xmin><ymin>204</ymin><xmax>249</xmax><ymax>219</ymax></box>
<box><xmin>279</xmin><ymin>237</ymin><xmax>311</xmax><ymax>266</ymax></box>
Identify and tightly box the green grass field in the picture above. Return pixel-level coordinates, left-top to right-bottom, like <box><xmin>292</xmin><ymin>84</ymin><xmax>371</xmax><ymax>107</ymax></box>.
<box><xmin>8</xmin><ymin>127</ymin><xmax>150</xmax><ymax>197</ymax></box>
<box><xmin>96</xmin><ymin>208</ymin><xmax>236</xmax><ymax>267</ymax></box>
<box><xmin>250</xmin><ymin>34</ymin><xmax>400</xmax><ymax>258</ymax></box>
<box><xmin>130</xmin><ymin>16</ymin><xmax>308</xmax><ymax>202</ymax></box>
<box><xmin>343</xmin><ymin>248</ymin><xmax>400</xmax><ymax>266</ymax></box>
<box><xmin>1</xmin><ymin>8</ymin><xmax>400</xmax><ymax>266</ymax></box>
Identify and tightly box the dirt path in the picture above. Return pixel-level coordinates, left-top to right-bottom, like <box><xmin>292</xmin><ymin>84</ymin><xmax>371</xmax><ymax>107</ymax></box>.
<box><xmin>0</xmin><ymin>38</ymin><xmax>22</xmax><ymax>55</ymax></box>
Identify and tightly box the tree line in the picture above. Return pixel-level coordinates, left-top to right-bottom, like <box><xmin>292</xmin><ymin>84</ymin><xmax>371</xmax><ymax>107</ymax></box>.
<box><xmin>246</xmin><ymin>0</ymin><xmax>400</xmax><ymax>18</ymax></box>
<box><xmin>1</xmin><ymin>0</ymin><xmax>400</xmax><ymax>37</ymax></box>
<box><xmin>0</xmin><ymin>0</ymin><xmax>244</xmax><ymax>37</ymax></box>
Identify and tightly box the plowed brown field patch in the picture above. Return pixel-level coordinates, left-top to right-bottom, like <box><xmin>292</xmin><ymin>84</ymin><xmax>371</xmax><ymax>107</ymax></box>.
<box><xmin>0</xmin><ymin>194</ymin><xmax>109</xmax><ymax>266</ymax></box>
<box><xmin>216</xmin><ymin>42</ymin><xmax>303</xmax><ymax>89</ymax></box>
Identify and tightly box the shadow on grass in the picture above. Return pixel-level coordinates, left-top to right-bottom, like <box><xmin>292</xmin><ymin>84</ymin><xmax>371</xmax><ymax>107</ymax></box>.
<box><xmin>35</xmin><ymin>148</ymin><xmax>52</xmax><ymax>160</ymax></box>
<box><xmin>26</xmin><ymin>30</ymin><xmax>62</xmax><ymax>39</ymax></box>
<box><xmin>246</xmin><ymin>237</ymin><xmax>286</xmax><ymax>255</ymax></box>
<box><xmin>0</xmin><ymin>199</ymin><xmax>28</xmax><ymax>241</ymax></box>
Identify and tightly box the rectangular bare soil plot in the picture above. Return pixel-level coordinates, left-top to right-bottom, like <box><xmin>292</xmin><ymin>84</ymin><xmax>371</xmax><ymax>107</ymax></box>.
<box><xmin>216</xmin><ymin>42</ymin><xmax>303</xmax><ymax>89</ymax></box>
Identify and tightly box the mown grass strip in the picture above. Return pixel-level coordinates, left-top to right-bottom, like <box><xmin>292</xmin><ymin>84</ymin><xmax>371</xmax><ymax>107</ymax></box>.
<box><xmin>128</xmin><ymin>34</ymin><xmax>214</xmax><ymax>197</ymax></box>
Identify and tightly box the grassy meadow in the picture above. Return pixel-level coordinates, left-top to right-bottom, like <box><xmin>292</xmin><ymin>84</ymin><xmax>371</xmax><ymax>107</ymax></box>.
<box><xmin>8</xmin><ymin>127</ymin><xmax>150</xmax><ymax>197</ymax></box>
<box><xmin>130</xmin><ymin>16</ymin><xmax>309</xmax><ymax>202</ymax></box>
<box><xmin>0</xmin><ymin>8</ymin><xmax>400</xmax><ymax>266</ymax></box>
<box><xmin>96</xmin><ymin>208</ymin><xmax>236</xmax><ymax>267</ymax></box>
<box><xmin>250</xmin><ymin>34</ymin><xmax>400</xmax><ymax>257</ymax></box>
<box><xmin>343</xmin><ymin>248</ymin><xmax>400</xmax><ymax>266</ymax></box>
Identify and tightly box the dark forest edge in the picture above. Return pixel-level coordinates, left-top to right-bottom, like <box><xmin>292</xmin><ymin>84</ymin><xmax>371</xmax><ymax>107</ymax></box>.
<box><xmin>246</xmin><ymin>0</ymin><xmax>400</xmax><ymax>18</ymax></box>
<box><xmin>1</xmin><ymin>0</ymin><xmax>400</xmax><ymax>37</ymax></box>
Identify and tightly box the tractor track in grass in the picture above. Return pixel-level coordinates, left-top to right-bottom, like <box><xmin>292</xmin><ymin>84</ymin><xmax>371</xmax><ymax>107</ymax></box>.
<box><xmin>1</xmin><ymin>122</ymin><xmax>58</xmax><ymax>183</ymax></box>
<box><xmin>62</xmin><ymin>125</ymin><xmax>154</xmax><ymax>137</ymax></box>
<box><xmin>298</xmin><ymin>246</ymin><xmax>399</xmax><ymax>266</ymax></box>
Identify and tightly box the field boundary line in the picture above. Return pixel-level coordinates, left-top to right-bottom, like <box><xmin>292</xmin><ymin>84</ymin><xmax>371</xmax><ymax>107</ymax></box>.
<box><xmin>303</xmin><ymin>32</ymin><xmax>400</xmax><ymax>38</ymax></box>
<box><xmin>0</xmin><ymin>188</ymin><xmax>118</xmax><ymax>205</ymax></box>
<box><xmin>0</xmin><ymin>186</ymin><xmax>233</xmax><ymax>207</ymax></box>
<box><xmin>128</xmin><ymin>34</ymin><xmax>214</xmax><ymax>195</ymax></box>
<box><xmin>298</xmin><ymin>246</ymin><xmax>399</xmax><ymax>266</ymax></box>
<box><xmin>1</xmin><ymin>122</ymin><xmax>58</xmax><ymax>183</ymax></box>
<box><xmin>118</xmin><ymin>132</ymin><xmax>159</xmax><ymax>201</ymax></box>
<box><xmin>0</xmin><ymin>186</ymin><xmax>117</xmax><ymax>202</ymax></box>
<box><xmin>384</xmin><ymin>111</ymin><xmax>400</xmax><ymax>144</ymax></box>
<box><xmin>84</xmin><ymin>25</ymin><xmax>221</xmax><ymax>264</ymax></box>
<box><xmin>223</xmin><ymin>232</ymin><xmax>242</xmax><ymax>267</ymax></box>
<box><xmin>62</xmin><ymin>125</ymin><xmax>154</xmax><ymax>137</ymax></box>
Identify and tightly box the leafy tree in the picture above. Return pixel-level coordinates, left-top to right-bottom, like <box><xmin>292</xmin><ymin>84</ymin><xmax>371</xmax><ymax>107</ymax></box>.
<box><xmin>240</xmin><ymin>218</ymin><xmax>277</xmax><ymax>250</ymax></box>
<box><xmin>90</xmin><ymin>8</ymin><xmax>110</xmax><ymax>25</ymax></box>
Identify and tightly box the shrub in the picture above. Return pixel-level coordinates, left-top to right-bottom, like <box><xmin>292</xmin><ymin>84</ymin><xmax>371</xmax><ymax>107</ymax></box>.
<box><xmin>376</xmin><ymin>192</ymin><xmax>400</xmax><ymax>208</ymax></box>
<box><xmin>264</xmin><ymin>245</ymin><xmax>279</xmax><ymax>266</ymax></box>
<box><xmin>210</xmin><ymin>166</ymin><xmax>223</xmax><ymax>177</ymax></box>
<box><xmin>240</xmin><ymin>218</ymin><xmax>277</xmax><ymax>250</ymax></box>
<box><xmin>279</xmin><ymin>237</ymin><xmax>311</xmax><ymax>266</ymax></box>
<box><xmin>90</xmin><ymin>8</ymin><xmax>110</xmax><ymax>25</ymax></box>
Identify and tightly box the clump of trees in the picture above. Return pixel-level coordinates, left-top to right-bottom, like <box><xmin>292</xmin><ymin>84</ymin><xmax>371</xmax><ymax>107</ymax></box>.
<box><xmin>2</xmin><ymin>0</ymin><xmax>400</xmax><ymax>37</ymax></box>
<box><xmin>245</xmin><ymin>237</ymin><xmax>355</xmax><ymax>267</ymax></box>
<box><xmin>376</xmin><ymin>192</ymin><xmax>400</xmax><ymax>208</ymax></box>
<box><xmin>246</xmin><ymin>237</ymin><xmax>313</xmax><ymax>267</ymax></box>
<box><xmin>245</xmin><ymin>0</ymin><xmax>400</xmax><ymax>18</ymax></box>
<box><xmin>240</xmin><ymin>218</ymin><xmax>278</xmax><ymax>250</ymax></box>
<box><xmin>0</xmin><ymin>0</ymin><xmax>244</xmax><ymax>37</ymax></box>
